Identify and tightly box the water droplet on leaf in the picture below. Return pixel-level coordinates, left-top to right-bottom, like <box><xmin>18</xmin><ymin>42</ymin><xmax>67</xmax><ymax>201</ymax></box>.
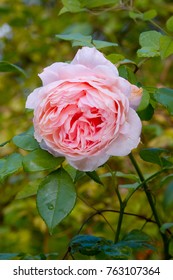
<box><xmin>47</xmin><ymin>203</ymin><xmax>54</xmax><ymax>210</ymax></box>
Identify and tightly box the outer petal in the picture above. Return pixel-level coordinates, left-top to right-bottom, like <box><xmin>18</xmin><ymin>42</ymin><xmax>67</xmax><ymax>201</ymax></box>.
<box><xmin>26</xmin><ymin>80</ymin><xmax>74</xmax><ymax>110</ymax></box>
<box><xmin>113</xmin><ymin>77</ymin><xmax>132</xmax><ymax>98</ymax></box>
<box><xmin>129</xmin><ymin>85</ymin><xmax>143</xmax><ymax>109</ymax></box>
<box><xmin>106</xmin><ymin>108</ymin><xmax>142</xmax><ymax>156</ymax></box>
<box><xmin>39</xmin><ymin>139</ymin><xmax>110</xmax><ymax>171</ymax></box>
<box><xmin>71</xmin><ymin>47</ymin><xmax>119</xmax><ymax>76</ymax></box>
<box><xmin>39</xmin><ymin>140</ymin><xmax>64</xmax><ymax>157</ymax></box>
<box><xmin>38</xmin><ymin>62</ymin><xmax>67</xmax><ymax>86</ymax></box>
<box><xmin>66</xmin><ymin>153</ymin><xmax>110</xmax><ymax>172</ymax></box>
<box><xmin>26</xmin><ymin>87</ymin><xmax>42</xmax><ymax>109</ymax></box>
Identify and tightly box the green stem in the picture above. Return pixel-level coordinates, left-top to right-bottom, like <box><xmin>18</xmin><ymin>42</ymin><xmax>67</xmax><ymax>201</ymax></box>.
<box><xmin>106</xmin><ymin>164</ymin><xmax>125</xmax><ymax>243</ymax></box>
<box><xmin>125</xmin><ymin>168</ymin><xmax>168</xmax><ymax>203</ymax></box>
<box><xmin>114</xmin><ymin>203</ymin><xmax>126</xmax><ymax>243</ymax></box>
<box><xmin>129</xmin><ymin>153</ymin><xmax>161</xmax><ymax>226</ymax></box>
<box><xmin>129</xmin><ymin>152</ymin><xmax>170</xmax><ymax>259</ymax></box>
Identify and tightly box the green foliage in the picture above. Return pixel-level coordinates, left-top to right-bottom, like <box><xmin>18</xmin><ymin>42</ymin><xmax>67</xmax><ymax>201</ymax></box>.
<box><xmin>86</xmin><ymin>171</ymin><xmax>103</xmax><ymax>185</ymax></box>
<box><xmin>1</xmin><ymin>0</ymin><xmax>173</xmax><ymax>261</ymax></box>
<box><xmin>60</xmin><ymin>0</ymin><xmax>118</xmax><ymax>14</ymax></box>
<box><xmin>138</xmin><ymin>31</ymin><xmax>173</xmax><ymax>59</ymax></box>
<box><xmin>56</xmin><ymin>33</ymin><xmax>118</xmax><ymax>49</ymax></box>
<box><xmin>129</xmin><ymin>9</ymin><xmax>157</xmax><ymax>21</ymax></box>
<box><xmin>137</xmin><ymin>31</ymin><xmax>161</xmax><ymax>58</ymax></box>
<box><xmin>13</xmin><ymin>133</ymin><xmax>39</xmax><ymax>151</ymax></box>
<box><xmin>70</xmin><ymin>230</ymin><xmax>155</xmax><ymax>259</ymax></box>
<box><xmin>37</xmin><ymin>168</ymin><xmax>76</xmax><ymax>234</ymax></box>
<box><xmin>118</xmin><ymin>230</ymin><xmax>155</xmax><ymax>251</ymax></box>
<box><xmin>0</xmin><ymin>61</ymin><xmax>26</xmax><ymax>75</ymax></box>
<box><xmin>118</xmin><ymin>66</ymin><xmax>137</xmax><ymax>84</ymax></box>
<box><xmin>81</xmin><ymin>0</ymin><xmax>118</xmax><ymax>9</ymax></box>
<box><xmin>60</xmin><ymin>0</ymin><xmax>85</xmax><ymax>14</ymax></box>
<box><xmin>22</xmin><ymin>149</ymin><xmax>64</xmax><ymax>172</ymax></box>
<box><xmin>166</xmin><ymin>16</ymin><xmax>173</xmax><ymax>32</ymax></box>
<box><xmin>115</xmin><ymin>171</ymin><xmax>139</xmax><ymax>182</ymax></box>
<box><xmin>137</xmin><ymin>89</ymin><xmax>150</xmax><ymax>112</ymax></box>
<box><xmin>0</xmin><ymin>253</ymin><xmax>20</xmax><ymax>260</ymax></box>
<box><xmin>137</xmin><ymin>104</ymin><xmax>154</xmax><ymax>121</ymax></box>
<box><xmin>139</xmin><ymin>148</ymin><xmax>172</xmax><ymax>167</ymax></box>
<box><xmin>160</xmin><ymin>36</ymin><xmax>173</xmax><ymax>59</ymax></box>
<box><xmin>154</xmin><ymin>88</ymin><xmax>173</xmax><ymax>116</ymax></box>
<box><xmin>15</xmin><ymin>182</ymin><xmax>39</xmax><ymax>200</ymax></box>
<box><xmin>0</xmin><ymin>153</ymin><xmax>23</xmax><ymax>182</ymax></box>
<box><xmin>70</xmin><ymin>235</ymin><xmax>131</xmax><ymax>259</ymax></box>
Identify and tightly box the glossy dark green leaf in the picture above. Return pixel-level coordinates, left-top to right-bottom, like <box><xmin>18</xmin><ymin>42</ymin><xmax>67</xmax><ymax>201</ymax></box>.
<box><xmin>56</xmin><ymin>33</ymin><xmax>117</xmax><ymax>49</ymax></box>
<box><xmin>116</xmin><ymin>171</ymin><xmax>139</xmax><ymax>181</ymax></box>
<box><xmin>70</xmin><ymin>235</ymin><xmax>131</xmax><ymax>259</ymax></box>
<box><xmin>86</xmin><ymin>171</ymin><xmax>103</xmax><ymax>185</ymax></box>
<box><xmin>119</xmin><ymin>182</ymin><xmax>139</xmax><ymax>189</ymax></box>
<box><xmin>119</xmin><ymin>230</ymin><xmax>155</xmax><ymax>251</ymax></box>
<box><xmin>70</xmin><ymin>235</ymin><xmax>102</xmax><ymax>256</ymax></box>
<box><xmin>23</xmin><ymin>149</ymin><xmax>64</xmax><ymax>172</ymax></box>
<box><xmin>37</xmin><ymin>168</ymin><xmax>76</xmax><ymax>234</ymax></box>
<box><xmin>97</xmin><ymin>243</ymin><xmax>131</xmax><ymax>260</ymax></box>
<box><xmin>93</xmin><ymin>39</ymin><xmax>118</xmax><ymax>49</ymax></box>
<box><xmin>137</xmin><ymin>103</ymin><xmax>154</xmax><ymax>120</ymax></box>
<box><xmin>154</xmin><ymin>88</ymin><xmax>173</xmax><ymax>115</ymax></box>
<box><xmin>64</xmin><ymin>164</ymin><xmax>77</xmax><ymax>182</ymax></box>
<box><xmin>13</xmin><ymin>133</ymin><xmax>39</xmax><ymax>151</ymax></box>
<box><xmin>106</xmin><ymin>54</ymin><xmax>125</xmax><ymax>64</ymax></box>
<box><xmin>0</xmin><ymin>153</ymin><xmax>23</xmax><ymax>182</ymax></box>
<box><xmin>139</xmin><ymin>148</ymin><xmax>169</xmax><ymax>167</ymax></box>
<box><xmin>56</xmin><ymin>33</ymin><xmax>94</xmax><ymax>47</ymax></box>
<box><xmin>119</xmin><ymin>66</ymin><xmax>137</xmax><ymax>84</ymax></box>
<box><xmin>0</xmin><ymin>61</ymin><xmax>26</xmax><ymax>76</ymax></box>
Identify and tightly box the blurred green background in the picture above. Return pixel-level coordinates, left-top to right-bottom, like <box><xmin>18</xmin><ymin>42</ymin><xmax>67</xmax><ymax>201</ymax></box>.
<box><xmin>0</xmin><ymin>0</ymin><xmax>173</xmax><ymax>259</ymax></box>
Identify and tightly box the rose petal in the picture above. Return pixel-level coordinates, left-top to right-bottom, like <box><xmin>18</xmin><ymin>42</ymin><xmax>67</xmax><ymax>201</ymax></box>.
<box><xmin>26</xmin><ymin>87</ymin><xmax>42</xmax><ymax>109</ymax></box>
<box><xmin>66</xmin><ymin>152</ymin><xmax>110</xmax><ymax>172</ymax></box>
<box><xmin>129</xmin><ymin>85</ymin><xmax>143</xmax><ymax>109</ymax></box>
<box><xmin>71</xmin><ymin>47</ymin><xmax>119</xmax><ymax>76</ymax></box>
<box><xmin>38</xmin><ymin>62</ymin><xmax>66</xmax><ymax>86</ymax></box>
<box><xmin>106</xmin><ymin>108</ymin><xmax>142</xmax><ymax>156</ymax></box>
<box><xmin>26</xmin><ymin>47</ymin><xmax>142</xmax><ymax>171</ymax></box>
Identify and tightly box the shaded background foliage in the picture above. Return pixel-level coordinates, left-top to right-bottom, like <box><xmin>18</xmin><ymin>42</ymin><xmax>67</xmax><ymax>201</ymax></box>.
<box><xmin>0</xmin><ymin>0</ymin><xmax>173</xmax><ymax>259</ymax></box>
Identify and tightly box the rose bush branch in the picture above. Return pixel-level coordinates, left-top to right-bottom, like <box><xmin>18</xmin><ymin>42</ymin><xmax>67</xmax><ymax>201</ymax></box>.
<box><xmin>129</xmin><ymin>152</ymin><xmax>171</xmax><ymax>259</ymax></box>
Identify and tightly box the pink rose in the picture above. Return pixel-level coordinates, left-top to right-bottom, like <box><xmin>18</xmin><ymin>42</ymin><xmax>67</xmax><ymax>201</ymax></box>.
<box><xmin>26</xmin><ymin>47</ymin><xmax>142</xmax><ymax>171</ymax></box>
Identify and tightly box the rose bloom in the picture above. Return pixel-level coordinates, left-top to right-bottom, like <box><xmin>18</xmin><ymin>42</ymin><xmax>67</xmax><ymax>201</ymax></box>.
<box><xmin>26</xmin><ymin>47</ymin><xmax>142</xmax><ymax>171</ymax></box>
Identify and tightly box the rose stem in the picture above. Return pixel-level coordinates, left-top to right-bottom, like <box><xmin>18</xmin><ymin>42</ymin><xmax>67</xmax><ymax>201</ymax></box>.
<box><xmin>129</xmin><ymin>152</ymin><xmax>170</xmax><ymax>259</ymax></box>
<box><xmin>107</xmin><ymin>165</ymin><xmax>126</xmax><ymax>243</ymax></box>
